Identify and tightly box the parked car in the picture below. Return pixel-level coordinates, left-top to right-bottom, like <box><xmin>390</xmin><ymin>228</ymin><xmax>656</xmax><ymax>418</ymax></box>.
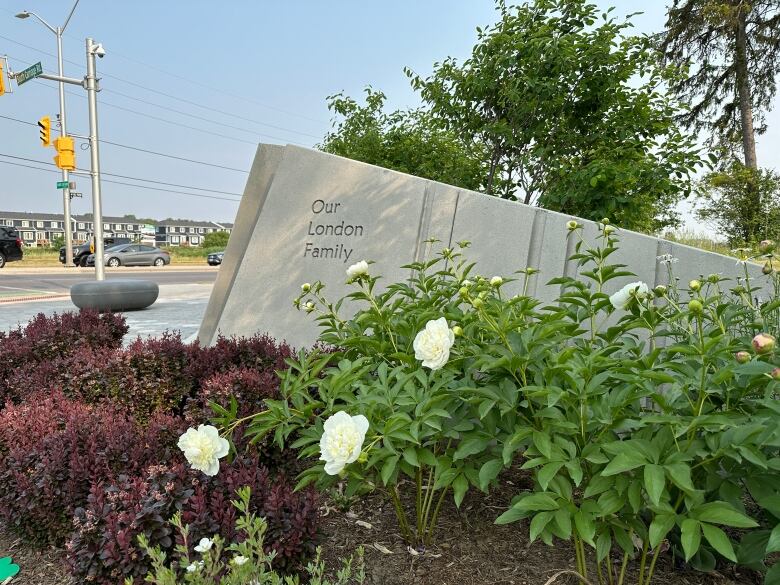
<box><xmin>207</xmin><ymin>251</ymin><xmax>224</xmax><ymax>266</ymax></box>
<box><xmin>0</xmin><ymin>226</ymin><xmax>24</xmax><ymax>268</ymax></box>
<box><xmin>86</xmin><ymin>244</ymin><xmax>170</xmax><ymax>267</ymax></box>
<box><xmin>60</xmin><ymin>237</ymin><xmax>132</xmax><ymax>267</ymax></box>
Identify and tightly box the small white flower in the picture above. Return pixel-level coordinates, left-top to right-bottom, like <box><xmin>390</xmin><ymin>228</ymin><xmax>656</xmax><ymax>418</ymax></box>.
<box><xmin>233</xmin><ymin>555</ymin><xmax>249</xmax><ymax>566</ymax></box>
<box><xmin>177</xmin><ymin>425</ymin><xmax>230</xmax><ymax>477</ymax></box>
<box><xmin>194</xmin><ymin>537</ymin><xmax>213</xmax><ymax>553</ymax></box>
<box><xmin>413</xmin><ymin>317</ymin><xmax>456</xmax><ymax>370</ymax></box>
<box><xmin>186</xmin><ymin>561</ymin><xmax>203</xmax><ymax>572</ymax></box>
<box><xmin>462</xmin><ymin>279</ymin><xmax>472</xmax><ymax>287</ymax></box>
<box><xmin>319</xmin><ymin>411</ymin><xmax>369</xmax><ymax>475</ymax></box>
<box><xmin>656</xmin><ymin>254</ymin><xmax>678</xmax><ymax>265</ymax></box>
<box><xmin>490</xmin><ymin>276</ymin><xmax>503</xmax><ymax>286</ymax></box>
<box><xmin>346</xmin><ymin>260</ymin><xmax>369</xmax><ymax>280</ymax></box>
<box><xmin>609</xmin><ymin>281</ymin><xmax>650</xmax><ymax>310</ymax></box>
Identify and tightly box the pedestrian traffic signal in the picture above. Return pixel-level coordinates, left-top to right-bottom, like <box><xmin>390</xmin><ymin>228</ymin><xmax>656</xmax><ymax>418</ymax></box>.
<box><xmin>38</xmin><ymin>116</ymin><xmax>51</xmax><ymax>147</ymax></box>
<box><xmin>53</xmin><ymin>136</ymin><xmax>75</xmax><ymax>170</ymax></box>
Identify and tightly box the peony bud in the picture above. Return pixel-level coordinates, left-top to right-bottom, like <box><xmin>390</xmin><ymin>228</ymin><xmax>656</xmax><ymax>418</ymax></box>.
<box><xmin>357</xmin><ymin>452</ymin><xmax>369</xmax><ymax>464</ymax></box>
<box><xmin>735</xmin><ymin>351</ymin><xmax>751</xmax><ymax>364</ymax></box>
<box><xmin>604</xmin><ymin>225</ymin><xmax>616</xmax><ymax>235</ymax></box>
<box><xmin>452</xmin><ymin>325</ymin><xmax>464</xmax><ymax>337</ymax></box>
<box><xmin>759</xmin><ymin>240</ymin><xmax>776</xmax><ymax>254</ymax></box>
<box><xmin>707</xmin><ymin>274</ymin><xmax>720</xmax><ymax>284</ymax></box>
<box><xmin>689</xmin><ymin>279</ymin><xmax>701</xmax><ymax>292</ymax></box>
<box><xmin>688</xmin><ymin>299</ymin><xmax>703</xmax><ymax>314</ymax></box>
<box><xmin>462</xmin><ymin>280</ymin><xmax>472</xmax><ymax>287</ymax></box>
<box><xmin>472</xmin><ymin>297</ymin><xmax>484</xmax><ymax>309</ymax></box>
<box><xmin>567</xmin><ymin>220</ymin><xmax>579</xmax><ymax>231</ymax></box>
<box><xmin>763</xmin><ymin>260</ymin><xmax>774</xmax><ymax>275</ymax></box>
<box><xmin>601</xmin><ymin>218</ymin><xmax>610</xmax><ymax>225</ymax></box>
<box><xmin>305</xmin><ymin>301</ymin><xmax>315</xmax><ymax>314</ymax></box>
<box><xmin>490</xmin><ymin>276</ymin><xmax>503</xmax><ymax>287</ymax></box>
<box><xmin>654</xmin><ymin>285</ymin><xmax>667</xmax><ymax>297</ymax></box>
<box><xmin>753</xmin><ymin>333</ymin><xmax>776</xmax><ymax>354</ymax></box>
<box><xmin>459</xmin><ymin>286</ymin><xmax>469</xmax><ymax>298</ymax></box>
<box><xmin>301</xmin><ymin>283</ymin><xmax>311</xmax><ymax>293</ymax></box>
<box><xmin>771</xmin><ymin>367</ymin><xmax>780</xmax><ymax>380</ymax></box>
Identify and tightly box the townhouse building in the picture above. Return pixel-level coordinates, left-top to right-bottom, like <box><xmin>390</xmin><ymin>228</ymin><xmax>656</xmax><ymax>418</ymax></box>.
<box><xmin>155</xmin><ymin>219</ymin><xmax>233</xmax><ymax>247</ymax></box>
<box><xmin>0</xmin><ymin>211</ymin><xmax>231</xmax><ymax>247</ymax></box>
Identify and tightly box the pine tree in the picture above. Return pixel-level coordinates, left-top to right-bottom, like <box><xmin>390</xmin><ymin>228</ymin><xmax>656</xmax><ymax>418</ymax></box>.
<box><xmin>661</xmin><ymin>0</ymin><xmax>780</xmax><ymax>169</ymax></box>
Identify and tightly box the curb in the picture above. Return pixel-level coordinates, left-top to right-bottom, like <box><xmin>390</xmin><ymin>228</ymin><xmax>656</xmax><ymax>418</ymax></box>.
<box><xmin>0</xmin><ymin>293</ymin><xmax>71</xmax><ymax>304</ymax></box>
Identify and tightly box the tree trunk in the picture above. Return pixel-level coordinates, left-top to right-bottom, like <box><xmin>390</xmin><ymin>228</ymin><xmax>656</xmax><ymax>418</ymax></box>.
<box><xmin>735</xmin><ymin>7</ymin><xmax>758</xmax><ymax>170</ymax></box>
<box><xmin>485</xmin><ymin>148</ymin><xmax>501</xmax><ymax>196</ymax></box>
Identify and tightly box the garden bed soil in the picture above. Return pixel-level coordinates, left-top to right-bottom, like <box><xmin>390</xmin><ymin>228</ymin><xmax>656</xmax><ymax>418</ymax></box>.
<box><xmin>317</xmin><ymin>475</ymin><xmax>760</xmax><ymax>585</ymax></box>
<box><xmin>0</xmin><ymin>476</ymin><xmax>761</xmax><ymax>585</ymax></box>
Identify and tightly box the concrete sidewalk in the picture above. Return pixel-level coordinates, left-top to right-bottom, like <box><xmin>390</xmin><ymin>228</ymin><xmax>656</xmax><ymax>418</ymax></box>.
<box><xmin>0</xmin><ymin>283</ymin><xmax>212</xmax><ymax>343</ymax></box>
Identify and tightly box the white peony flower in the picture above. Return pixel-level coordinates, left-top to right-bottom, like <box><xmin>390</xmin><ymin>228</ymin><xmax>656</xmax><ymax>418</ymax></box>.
<box><xmin>346</xmin><ymin>260</ymin><xmax>369</xmax><ymax>280</ymax></box>
<box><xmin>413</xmin><ymin>317</ymin><xmax>455</xmax><ymax>370</ymax></box>
<box><xmin>319</xmin><ymin>411</ymin><xmax>369</xmax><ymax>475</ymax></box>
<box><xmin>177</xmin><ymin>425</ymin><xmax>230</xmax><ymax>477</ymax></box>
<box><xmin>233</xmin><ymin>555</ymin><xmax>249</xmax><ymax>566</ymax></box>
<box><xmin>194</xmin><ymin>537</ymin><xmax>214</xmax><ymax>553</ymax></box>
<box><xmin>609</xmin><ymin>281</ymin><xmax>650</xmax><ymax>310</ymax></box>
<box><xmin>490</xmin><ymin>276</ymin><xmax>503</xmax><ymax>286</ymax></box>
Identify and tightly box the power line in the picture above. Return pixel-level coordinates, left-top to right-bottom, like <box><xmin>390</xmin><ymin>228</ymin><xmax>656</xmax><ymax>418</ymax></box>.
<box><xmin>0</xmin><ymin>113</ymin><xmax>250</xmax><ymax>173</ymax></box>
<box><xmin>27</xmin><ymin>78</ymin><xmax>307</xmax><ymax>147</ymax></box>
<box><xmin>0</xmin><ymin>153</ymin><xmax>243</xmax><ymax>202</ymax></box>
<box><xmin>0</xmin><ymin>33</ymin><xmax>327</xmax><ymax>134</ymax></box>
<box><xmin>103</xmin><ymin>86</ymin><xmax>321</xmax><ymax>139</ymax></box>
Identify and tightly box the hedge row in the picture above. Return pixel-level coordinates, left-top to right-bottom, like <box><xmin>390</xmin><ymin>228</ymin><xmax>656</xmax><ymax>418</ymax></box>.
<box><xmin>0</xmin><ymin>310</ymin><xmax>317</xmax><ymax>584</ymax></box>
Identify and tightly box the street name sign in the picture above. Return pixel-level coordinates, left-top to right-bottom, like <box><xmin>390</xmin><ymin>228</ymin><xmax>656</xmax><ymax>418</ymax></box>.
<box><xmin>16</xmin><ymin>62</ymin><xmax>42</xmax><ymax>86</ymax></box>
<box><xmin>56</xmin><ymin>181</ymin><xmax>69</xmax><ymax>189</ymax></box>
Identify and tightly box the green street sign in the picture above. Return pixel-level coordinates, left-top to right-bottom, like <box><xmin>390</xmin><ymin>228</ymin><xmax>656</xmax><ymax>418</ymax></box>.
<box><xmin>56</xmin><ymin>181</ymin><xmax>69</xmax><ymax>189</ymax></box>
<box><xmin>16</xmin><ymin>62</ymin><xmax>42</xmax><ymax>86</ymax></box>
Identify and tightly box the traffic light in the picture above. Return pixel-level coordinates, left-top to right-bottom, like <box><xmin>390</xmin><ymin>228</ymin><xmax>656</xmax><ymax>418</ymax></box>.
<box><xmin>0</xmin><ymin>61</ymin><xmax>5</xmax><ymax>97</ymax></box>
<box><xmin>38</xmin><ymin>116</ymin><xmax>51</xmax><ymax>147</ymax></box>
<box><xmin>53</xmin><ymin>136</ymin><xmax>75</xmax><ymax>170</ymax></box>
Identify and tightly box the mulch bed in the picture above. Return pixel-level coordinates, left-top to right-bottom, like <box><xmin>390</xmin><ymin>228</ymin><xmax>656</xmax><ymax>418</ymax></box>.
<box><xmin>0</xmin><ymin>474</ymin><xmax>762</xmax><ymax>585</ymax></box>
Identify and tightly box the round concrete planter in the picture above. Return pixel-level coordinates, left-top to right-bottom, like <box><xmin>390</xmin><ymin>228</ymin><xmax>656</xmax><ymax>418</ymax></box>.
<box><xmin>70</xmin><ymin>279</ymin><xmax>159</xmax><ymax>311</ymax></box>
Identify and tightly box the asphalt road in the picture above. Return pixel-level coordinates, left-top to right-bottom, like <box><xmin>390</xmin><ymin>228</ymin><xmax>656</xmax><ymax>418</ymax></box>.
<box><xmin>0</xmin><ymin>268</ymin><xmax>218</xmax><ymax>295</ymax></box>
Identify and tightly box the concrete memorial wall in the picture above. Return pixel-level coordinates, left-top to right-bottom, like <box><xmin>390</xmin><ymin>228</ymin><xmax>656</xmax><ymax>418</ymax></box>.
<box><xmin>199</xmin><ymin>144</ymin><xmax>767</xmax><ymax>349</ymax></box>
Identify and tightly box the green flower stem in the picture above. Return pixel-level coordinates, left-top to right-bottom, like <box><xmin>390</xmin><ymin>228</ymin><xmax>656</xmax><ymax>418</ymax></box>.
<box><xmin>596</xmin><ymin>558</ymin><xmax>605</xmax><ymax>585</ymax></box>
<box><xmin>637</xmin><ymin>538</ymin><xmax>649</xmax><ymax>585</ymax></box>
<box><xmin>616</xmin><ymin>550</ymin><xmax>629</xmax><ymax>585</ymax></box>
<box><xmin>643</xmin><ymin>545</ymin><xmax>663</xmax><ymax>585</ymax></box>
<box><xmin>388</xmin><ymin>486</ymin><xmax>413</xmax><ymax>543</ymax></box>
<box><xmin>360</xmin><ymin>282</ymin><xmax>399</xmax><ymax>354</ymax></box>
<box><xmin>424</xmin><ymin>486</ymin><xmax>449</xmax><ymax>546</ymax></box>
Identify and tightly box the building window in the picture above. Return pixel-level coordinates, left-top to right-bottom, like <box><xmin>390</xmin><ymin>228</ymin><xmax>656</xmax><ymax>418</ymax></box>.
<box><xmin>114</xmin><ymin>224</ymin><xmax>122</xmax><ymax>231</ymax></box>
<box><xmin>171</xmin><ymin>235</ymin><xmax>180</xmax><ymax>244</ymax></box>
<box><xmin>5</xmin><ymin>220</ymin><xmax>12</xmax><ymax>226</ymax></box>
<box><xmin>36</xmin><ymin>221</ymin><xmax>44</xmax><ymax>228</ymax></box>
<box><xmin>23</xmin><ymin>232</ymin><xmax>33</xmax><ymax>240</ymax></box>
<box><xmin>191</xmin><ymin>236</ymin><xmax>200</xmax><ymax>244</ymax></box>
<box><xmin>22</xmin><ymin>221</ymin><xmax>29</xmax><ymax>227</ymax></box>
<box><xmin>198</xmin><ymin>227</ymin><xmax>204</xmax><ymax>234</ymax></box>
<box><xmin>78</xmin><ymin>222</ymin><xmax>85</xmax><ymax>229</ymax></box>
<box><xmin>50</xmin><ymin>221</ymin><xmax>58</xmax><ymax>228</ymax></box>
<box><xmin>103</xmin><ymin>223</ymin><xmax>110</xmax><ymax>230</ymax></box>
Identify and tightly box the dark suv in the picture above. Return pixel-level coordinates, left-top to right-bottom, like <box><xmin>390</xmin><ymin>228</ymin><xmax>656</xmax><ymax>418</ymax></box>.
<box><xmin>0</xmin><ymin>227</ymin><xmax>24</xmax><ymax>268</ymax></box>
<box><xmin>59</xmin><ymin>237</ymin><xmax>131</xmax><ymax>267</ymax></box>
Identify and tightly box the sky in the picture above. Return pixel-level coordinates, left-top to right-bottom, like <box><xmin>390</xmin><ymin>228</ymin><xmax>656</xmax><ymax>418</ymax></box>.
<box><xmin>0</xmin><ymin>0</ymin><xmax>778</xmax><ymax>227</ymax></box>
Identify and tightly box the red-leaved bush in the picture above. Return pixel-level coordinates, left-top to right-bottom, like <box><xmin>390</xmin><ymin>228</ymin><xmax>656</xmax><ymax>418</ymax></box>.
<box><xmin>0</xmin><ymin>391</ymin><xmax>185</xmax><ymax>545</ymax></box>
<box><xmin>0</xmin><ymin>310</ymin><xmax>127</xmax><ymax>404</ymax></box>
<box><xmin>67</xmin><ymin>458</ymin><xmax>319</xmax><ymax>584</ymax></box>
<box><xmin>184</xmin><ymin>366</ymin><xmax>282</xmax><ymax>423</ymax></box>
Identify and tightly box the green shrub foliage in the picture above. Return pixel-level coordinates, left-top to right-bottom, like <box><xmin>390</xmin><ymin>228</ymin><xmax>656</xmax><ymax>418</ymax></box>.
<box><xmin>227</xmin><ymin>226</ymin><xmax>780</xmax><ymax>584</ymax></box>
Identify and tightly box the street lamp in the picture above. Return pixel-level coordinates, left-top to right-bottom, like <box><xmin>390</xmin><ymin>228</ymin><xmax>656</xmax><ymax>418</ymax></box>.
<box><xmin>15</xmin><ymin>0</ymin><xmax>80</xmax><ymax>267</ymax></box>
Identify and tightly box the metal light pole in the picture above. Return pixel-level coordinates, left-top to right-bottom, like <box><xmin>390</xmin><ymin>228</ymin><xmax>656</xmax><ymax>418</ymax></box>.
<box><xmin>15</xmin><ymin>0</ymin><xmax>80</xmax><ymax>267</ymax></box>
<box><xmin>85</xmin><ymin>38</ymin><xmax>105</xmax><ymax>281</ymax></box>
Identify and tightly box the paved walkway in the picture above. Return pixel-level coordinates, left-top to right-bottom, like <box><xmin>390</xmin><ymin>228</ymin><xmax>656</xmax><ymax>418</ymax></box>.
<box><xmin>0</xmin><ymin>283</ymin><xmax>212</xmax><ymax>343</ymax></box>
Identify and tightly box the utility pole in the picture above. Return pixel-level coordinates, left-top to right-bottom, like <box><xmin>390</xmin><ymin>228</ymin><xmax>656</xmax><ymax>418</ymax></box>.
<box><xmin>15</xmin><ymin>0</ymin><xmax>80</xmax><ymax>266</ymax></box>
<box><xmin>85</xmin><ymin>38</ymin><xmax>105</xmax><ymax>281</ymax></box>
